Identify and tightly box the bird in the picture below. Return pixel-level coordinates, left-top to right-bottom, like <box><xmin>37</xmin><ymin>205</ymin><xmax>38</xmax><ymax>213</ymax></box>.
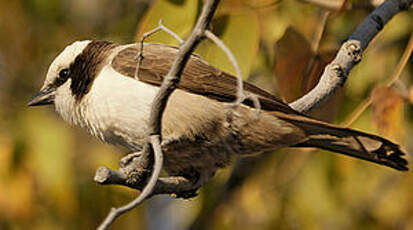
<box><xmin>28</xmin><ymin>40</ymin><xmax>408</xmax><ymax>188</ymax></box>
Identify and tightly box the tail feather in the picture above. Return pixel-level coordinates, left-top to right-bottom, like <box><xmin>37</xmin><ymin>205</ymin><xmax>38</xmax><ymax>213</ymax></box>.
<box><xmin>274</xmin><ymin>112</ymin><xmax>409</xmax><ymax>171</ymax></box>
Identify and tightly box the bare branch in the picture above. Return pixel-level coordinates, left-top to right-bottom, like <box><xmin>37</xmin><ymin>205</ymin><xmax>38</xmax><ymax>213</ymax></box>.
<box><xmin>297</xmin><ymin>0</ymin><xmax>412</xmax><ymax>11</ymax></box>
<box><xmin>310</xmin><ymin>11</ymin><xmax>330</xmax><ymax>53</ymax></box>
<box><xmin>342</xmin><ymin>32</ymin><xmax>413</xmax><ymax>126</ymax></box>
<box><xmin>95</xmin><ymin>167</ymin><xmax>197</xmax><ymax>197</ymax></box>
<box><xmin>96</xmin><ymin>0</ymin><xmax>221</xmax><ymax>229</ymax></box>
<box><xmin>302</xmin><ymin>10</ymin><xmax>331</xmax><ymax>95</ymax></box>
<box><xmin>290</xmin><ymin>0</ymin><xmax>412</xmax><ymax>113</ymax></box>
<box><xmin>204</xmin><ymin>30</ymin><xmax>245</xmax><ymax>103</ymax></box>
<box><xmin>204</xmin><ymin>30</ymin><xmax>263</xmax><ymax>112</ymax></box>
<box><xmin>135</xmin><ymin>19</ymin><xmax>183</xmax><ymax>79</ymax></box>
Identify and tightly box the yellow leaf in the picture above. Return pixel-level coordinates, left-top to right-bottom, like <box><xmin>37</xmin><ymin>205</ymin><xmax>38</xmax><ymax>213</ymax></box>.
<box><xmin>195</xmin><ymin>10</ymin><xmax>260</xmax><ymax>78</ymax></box>
<box><xmin>135</xmin><ymin>0</ymin><xmax>199</xmax><ymax>46</ymax></box>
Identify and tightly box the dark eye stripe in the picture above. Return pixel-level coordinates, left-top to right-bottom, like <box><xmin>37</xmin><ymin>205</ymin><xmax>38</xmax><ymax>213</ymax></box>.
<box><xmin>68</xmin><ymin>40</ymin><xmax>116</xmax><ymax>101</ymax></box>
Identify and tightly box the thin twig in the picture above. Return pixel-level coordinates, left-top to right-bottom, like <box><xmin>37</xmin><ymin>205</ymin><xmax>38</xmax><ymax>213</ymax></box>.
<box><xmin>205</xmin><ymin>30</ymin><xmax>261</xmax><ymax>114</ymax></box>
<box><xmin>204</xmin><ymin>30</ymin><xmax>246</xmax><ymax>104</ymax></box>
<box><xmin>384</xmin><ymin>33</ymin><xmax>413</xmax><ymax>87</ymax></box>
<box><xmin>96</xmin><ymin>0</ymin><xmax>221</xmax><ymax>229</ymax></box>
<box><xmin>135</xmin><ymin>19</ymin><xmax>184</xmax><ymax>79</ymax></box>
<box><xmin>204</xmin><ymin>30</ymin><xmax>263</xmax><ymax>112</ymax></box>
<box><xmin>290</xmin><ymin>0</ymin><xmax>412</xmax><ymax>113</ymax></box>
<box><xmin>311</xmin><ymin>11</ymin><xmax>330</xmax><ymax>52</ymax></box>
<box><xmin>342</xmin><ymin>33</ymin><xmax>413</xmax><ymax>126</ymax></box>
<box><xmin>342</xmin><ymin>97</ymin><xmax>373</xmax><ymax>126</ymax></box>
<box><xmin>301</xmin><ymin>10</ymin><xmax>330</xmax><ymax>94</ymax></box>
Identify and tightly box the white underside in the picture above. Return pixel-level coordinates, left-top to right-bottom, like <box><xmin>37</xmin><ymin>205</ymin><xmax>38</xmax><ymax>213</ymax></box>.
<box><xmin>55</xmin><ymin>65</ymin><xmax>159</xmax><ymax>150</ymax></box>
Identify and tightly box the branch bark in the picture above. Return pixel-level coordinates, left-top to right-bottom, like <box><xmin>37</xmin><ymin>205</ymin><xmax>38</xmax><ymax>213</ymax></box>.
<box><xmin>298</xmin><ymin>0</ymin><xmax>412</xmax><ymax>11</ymax></box>
<box><xmin>290</xmin><ymin>0</ymin><xmax>412</xmax><ymax>113</ymax></box>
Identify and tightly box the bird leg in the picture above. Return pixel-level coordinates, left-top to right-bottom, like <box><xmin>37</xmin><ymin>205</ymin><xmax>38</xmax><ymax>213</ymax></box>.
<box><xmin>95</xmin><ymin>150</ymin><xmax>203</xmax><ymax>199</ymax></box>
<box><xmin>119</xmin><ymin>151</ymin><xmax>142</xmax><ymax>167</ymax></box>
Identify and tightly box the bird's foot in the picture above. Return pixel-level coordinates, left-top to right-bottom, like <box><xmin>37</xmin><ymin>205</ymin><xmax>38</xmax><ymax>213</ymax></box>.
<box><xmin>119</xmin><ymin>152</ymin><xmax>142</xmax><ymax>167</ymax></box>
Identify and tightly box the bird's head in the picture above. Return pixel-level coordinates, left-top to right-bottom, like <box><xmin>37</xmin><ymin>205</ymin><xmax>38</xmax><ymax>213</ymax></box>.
<box><xmin>27</xmin><ymin>40</ymin><xmax>92</xmax><ymax>108</ymax></box>
<box><xmin>28</xmin><ymin>40</ymin><xmax>117</xmax><ymax>127</ymax></box>
<box><xmin>28</xmin><ymin>39</ymin><xmax>116</xmax><ymax>107</ymax></box>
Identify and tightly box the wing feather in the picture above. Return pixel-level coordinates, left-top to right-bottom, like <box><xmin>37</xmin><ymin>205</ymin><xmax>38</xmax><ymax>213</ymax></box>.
<box><xmin>111</xmin><ymin>43</ymin><xmax>300</xmax><ymax>115</ymax></box>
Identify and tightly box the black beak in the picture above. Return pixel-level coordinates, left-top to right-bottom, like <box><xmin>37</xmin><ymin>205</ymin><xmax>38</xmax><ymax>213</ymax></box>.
<box><xmin>27</xmin><ymin>88</ymin><xmax>55</xmax><ymax>107</ymax></box>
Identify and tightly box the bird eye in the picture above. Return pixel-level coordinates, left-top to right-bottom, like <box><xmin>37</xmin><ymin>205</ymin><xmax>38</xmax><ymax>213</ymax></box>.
<box><xmin>59</xmin><ymin>69</ymin><xmax>69</xmax><ymax>79</ymax></box>
<box><xmin>56</xmin><ymin>68</ymin><xmax>70</xmax><ymax>86</ymax></box>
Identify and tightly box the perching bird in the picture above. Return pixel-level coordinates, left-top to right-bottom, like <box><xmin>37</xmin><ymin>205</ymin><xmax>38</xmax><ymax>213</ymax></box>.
<box><xmin>28</xmin><ymin>40</ymin><xmax>408</xmax><ymax>188</ymax></box>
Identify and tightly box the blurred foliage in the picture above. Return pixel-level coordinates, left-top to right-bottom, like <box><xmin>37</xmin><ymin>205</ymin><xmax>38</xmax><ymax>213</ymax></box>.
<box><xmin>0</xmin><ymin>0</ymin><xmax>412</xmax><ymax>230</ymax></box>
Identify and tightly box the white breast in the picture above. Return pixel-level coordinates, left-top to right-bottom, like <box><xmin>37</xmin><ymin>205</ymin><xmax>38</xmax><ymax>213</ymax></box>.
<box><xmin>77</xmin><ymin>66</ymin><xmax>159</xmax><ymax>150</ymax></box>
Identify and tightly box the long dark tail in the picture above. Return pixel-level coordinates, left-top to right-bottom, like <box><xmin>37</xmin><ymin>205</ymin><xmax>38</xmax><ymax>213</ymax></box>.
<box><xmin>274</xmin><ymin>112</ymin><xmax>408</xmax><ymax>171</ymax></box>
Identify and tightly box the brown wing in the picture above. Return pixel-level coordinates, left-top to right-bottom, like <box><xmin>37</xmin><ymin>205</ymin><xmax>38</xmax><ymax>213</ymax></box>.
<box><xmin>111</xmin><ymin>43</ymin><xmax>301</xmax><ymax>115</ymax></box>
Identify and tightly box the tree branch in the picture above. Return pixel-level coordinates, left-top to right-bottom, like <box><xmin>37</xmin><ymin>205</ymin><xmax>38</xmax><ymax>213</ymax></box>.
<box><xmin>341</xmin><ymin>32</ymin><xmax>413</xmax><ymax>126</ymax></box>
<box><xmin>95</xmin><ymin>0</ymin><xmax>221</xmax><ymax>229</ymax></box>
<box><xmin>204</xmin><ymin>30</ymin><xmax>245</xmax><ymax>103</ymax></box>
<box><xmin>290</xmin><ymin>0</ymin><xmax>412</xmax><ymax>113</ymax></box>
<box><xmin>298</xmin><ymin>0</ymin><xmax>412</xmax><ymax>11</ymax></box>
<box><xmin>135</xmin><ymin>19</ymin><xmax>184</xmax><ymax>80</ymax></box>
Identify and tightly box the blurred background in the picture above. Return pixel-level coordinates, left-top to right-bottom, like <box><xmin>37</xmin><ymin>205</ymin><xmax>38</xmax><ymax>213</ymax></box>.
<box><xmin>0</xmin><ymin>0</ymin><xmax>412</xmax><ymax>229</ymax></box>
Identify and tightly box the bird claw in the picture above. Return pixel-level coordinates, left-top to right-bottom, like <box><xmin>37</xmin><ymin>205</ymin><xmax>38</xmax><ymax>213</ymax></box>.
<box><xmin>119</xmin><ymin>152</ymin><xmax>142</xmax><ymax>167</ymax></box>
